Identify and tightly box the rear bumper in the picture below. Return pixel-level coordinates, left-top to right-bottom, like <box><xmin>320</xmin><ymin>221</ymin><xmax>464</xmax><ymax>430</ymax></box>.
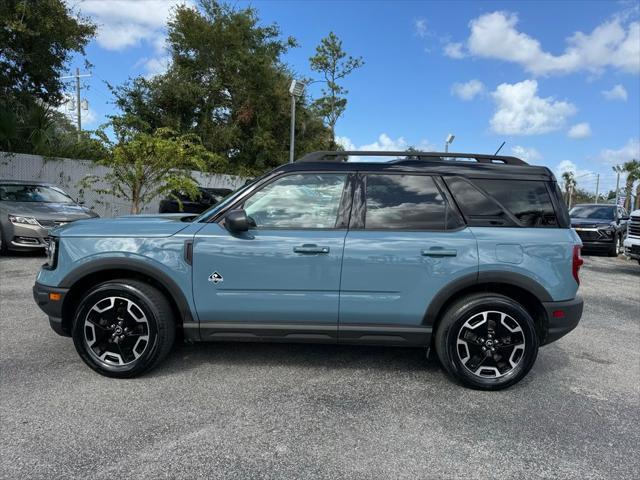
<box><xmin>32</xmin><ymin>282</ymin><xmax>71</xmax><ymax>337</ymax></box>
<box><xmin>541</xmin><ymin>295</ymin><xmax>583</xmax><ymax>345</ymax></box>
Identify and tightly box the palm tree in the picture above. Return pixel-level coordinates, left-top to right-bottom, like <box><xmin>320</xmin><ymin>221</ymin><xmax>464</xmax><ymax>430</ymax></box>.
<box><xmin>622</xmin><ymin>159</ymin><xmax>639</xmax><ymax>211</ymax></box>
<box><xmin>561</xmin><ymin>170</ymin><xmax>577</xmax><ymax>206</ymax></box>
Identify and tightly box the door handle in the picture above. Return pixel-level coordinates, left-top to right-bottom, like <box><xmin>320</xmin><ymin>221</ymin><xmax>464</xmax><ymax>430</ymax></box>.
<box><xmin>293</xmin><ymin>244</ymin><xmax>330</xmax><ymax>254</ymax></box>
<box><xmin>421</xmin><ymin>247</ymin><xmax>457</xmax><ymax>257</ymax></box>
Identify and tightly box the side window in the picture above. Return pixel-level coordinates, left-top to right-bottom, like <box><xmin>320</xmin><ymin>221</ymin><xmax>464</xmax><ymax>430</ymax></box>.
<box><xmin>444</xmin><ymin>177</ymin><xmax>512</xmax><ymax>227</ymax></box>
<box><xmin>243</xmin><ymin>173</ymin><xmax>346</xmax><ymax>229</ymax></box>
<box><xmin>473</xmin><ymin>178</ymin><xmax>558</xmax><ymax>227</ymax></box>
<box><xmin>364</xmin><ymin>174</ymin><xmax>449</xmax><ymax>230</ymax></box>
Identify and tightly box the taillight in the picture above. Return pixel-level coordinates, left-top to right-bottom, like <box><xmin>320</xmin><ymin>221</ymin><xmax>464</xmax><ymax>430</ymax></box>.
<box><xmin>572</xmin><ymin>245</ymin><xmax>584</xmax><ymax>284</ymax></box>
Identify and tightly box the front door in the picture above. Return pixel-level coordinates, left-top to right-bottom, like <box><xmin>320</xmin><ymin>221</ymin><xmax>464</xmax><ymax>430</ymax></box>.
<box><xmin>192</xmin><ymin>172</ymin><xmax>351</xmax><ymax>342</ymax></box>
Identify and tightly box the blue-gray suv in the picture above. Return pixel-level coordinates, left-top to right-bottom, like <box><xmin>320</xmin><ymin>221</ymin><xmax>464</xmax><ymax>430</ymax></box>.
<box><xmin>33</xmin><ymin>151</ymin><xmax>584</xmax><ymax>390</ymax></box>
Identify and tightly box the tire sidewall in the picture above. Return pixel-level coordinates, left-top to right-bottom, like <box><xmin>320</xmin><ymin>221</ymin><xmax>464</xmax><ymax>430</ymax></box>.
<box><xmin>72</xmin><ymin>282</ymin><xmax>162</xmax><ymax>377</ymax></box>
<box><xmin>439</xmin><ymin>296</ymin><xmax>539</xmax><ymax>390</ymax></box>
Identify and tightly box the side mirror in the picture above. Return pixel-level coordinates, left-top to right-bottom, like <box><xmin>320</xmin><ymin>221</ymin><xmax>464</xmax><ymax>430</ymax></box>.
<box><xmin>225</xmin><ymin>209</ymin><xmax>250</xmax><ymax>232</ymax></box>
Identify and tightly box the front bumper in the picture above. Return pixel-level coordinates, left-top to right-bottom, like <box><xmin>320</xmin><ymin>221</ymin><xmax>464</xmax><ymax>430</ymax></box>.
<box><xmin>33</xmin><ymin>281</ymin><xmax>71</xmax><ymax>337</ymax></box>
<box><xmin>7</xmin><ymin>222</ymin><xmax>51</xmax><ymax>250</ymax></box>
<box><xmin>541</xmin><ymin>295</ymin><xmax>584</xmax><ymax>345</ymax></box>
<box><xmin>623</xmin><ymin>237</ymin><xmax>640</xmax><ymax>260</ymax></box>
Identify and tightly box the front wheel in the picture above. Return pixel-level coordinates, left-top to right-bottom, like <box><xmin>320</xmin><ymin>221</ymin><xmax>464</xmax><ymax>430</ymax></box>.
<box><xmin>608</xmin><ymin>235</ymin><xmax>622</xmax><ymax>257</ymax></box>
<box><xmin>435</xmin><ymin>293</ymin><xmax>539</xmax><ymax>390</ymax></box>
<box><xmin>72</xmin><ymin>279</ymin><xmax>175</xmax><ymax>378</ymax></box>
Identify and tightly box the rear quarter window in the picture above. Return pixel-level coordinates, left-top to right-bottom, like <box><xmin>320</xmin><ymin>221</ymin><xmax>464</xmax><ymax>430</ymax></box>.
<box><xmin>445</xmin><ymin>177</ymin><xmax>559</xmax><ymax>228</ymax></box>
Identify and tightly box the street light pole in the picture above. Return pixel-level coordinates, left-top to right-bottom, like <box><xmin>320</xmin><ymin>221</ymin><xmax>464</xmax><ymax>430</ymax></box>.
<box><xmin>288</xmin><ymin>79</ymin><xmax>305</xmax><ymax>163</ymax></box>
<box><xmin>444</xmin><ymin>133</ymin><xmax>455</xmax><ymax>153</ymax></box>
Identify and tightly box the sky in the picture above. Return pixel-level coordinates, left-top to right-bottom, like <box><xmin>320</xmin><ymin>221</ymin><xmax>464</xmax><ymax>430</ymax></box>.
<box><xmin>64</xmin><ymin>0</ymin><xmax>640</xmax><ymax>195</ymax></box>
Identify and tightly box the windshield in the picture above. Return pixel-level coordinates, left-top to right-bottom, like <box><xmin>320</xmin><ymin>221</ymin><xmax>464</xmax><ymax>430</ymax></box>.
<box><xmin>570</xmin><ymin>205</ymin><xmax>614</xmax><ymax>220</ymax></box>
<box><xmin>0</xmin><ymin>184</ymin><xmax>74</xmax><ymax>203</ymax></box>
<box><xmin>193</xmin><ymin>173</ymin><xmax>269</xmax><ymax>222</ymax></box>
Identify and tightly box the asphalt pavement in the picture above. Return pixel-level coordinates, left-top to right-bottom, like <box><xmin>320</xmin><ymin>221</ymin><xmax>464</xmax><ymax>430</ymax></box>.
<box><xmin>1</xmin><ymin>252</ymin><xmax>638</xmax><ymax>479</ymax></box>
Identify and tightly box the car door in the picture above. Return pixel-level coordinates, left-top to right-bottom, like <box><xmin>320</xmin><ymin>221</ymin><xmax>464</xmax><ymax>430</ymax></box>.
<box><xmin>192</xmin><ymin>171</ymin><xmax>352</xmax><ymax>342</ymax></box>
<box><xmin>339</xmin><ymin>173</ymin><xmax>478</xmax><ymax>345</ymax></box>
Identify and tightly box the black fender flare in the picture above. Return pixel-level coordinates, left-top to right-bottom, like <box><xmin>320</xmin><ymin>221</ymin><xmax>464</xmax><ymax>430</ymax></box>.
<box><xmin>423</xmin><ymin>271</ymin><xmax>553</xmax><ymax>326</ymax></box>
<box><xmin>60</xmin><ymin>258</ymin><xmax>194</xmax><ymax>323</ymax></box>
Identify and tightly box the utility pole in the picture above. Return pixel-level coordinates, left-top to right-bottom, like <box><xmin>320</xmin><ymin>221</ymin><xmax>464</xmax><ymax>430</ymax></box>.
<box><xmin>594</xmin><ymin>174</ymin><xmax>600</xmax><ymax>204</ymax></box>
<box><xmin>60</xmin><ymin>69</ymin><xmax>91</xmax><ymax>141</ymax></box>
<box><xmin>288</xmin><ymin>80</ymin><xmax>305</xmax><ymax>163</ymax></box>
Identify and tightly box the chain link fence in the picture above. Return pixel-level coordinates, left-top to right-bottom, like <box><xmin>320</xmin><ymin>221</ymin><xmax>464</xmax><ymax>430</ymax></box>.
<box><xmin>0</xmin><ymin>152</ymin><xmax>246</xmax><ymax>217</ymax></box>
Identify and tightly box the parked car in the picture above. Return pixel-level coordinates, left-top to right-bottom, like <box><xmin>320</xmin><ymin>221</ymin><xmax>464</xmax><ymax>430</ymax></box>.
<box><xmin>569</xmin><ymin>203</ymin><xmax>628</xmax><ymax>256</ymax></box>
<box><xmin>33</xmin><ymin>151</ymin><xmax>584</xmax><ymax>390</ymax></box>
<box><xmin>623</xmin><ymin>209</ymin><xmax>640</xmax><ymax>265</ymax></box>
<box><xmin>0</xmin><ymin>180</ymin><xmax>98</xmax><ymax>254</ymax></box>
<box><xmin>159</xmin><ymin>187</ymin><xmax>233</xmax><ymax>214</ymax></box>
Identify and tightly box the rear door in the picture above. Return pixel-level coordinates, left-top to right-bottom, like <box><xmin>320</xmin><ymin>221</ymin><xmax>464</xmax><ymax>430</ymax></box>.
<box><xmin>338</xmin><ymin>173</ymin><xmax>478</xmax><ymax>345</ymax></box>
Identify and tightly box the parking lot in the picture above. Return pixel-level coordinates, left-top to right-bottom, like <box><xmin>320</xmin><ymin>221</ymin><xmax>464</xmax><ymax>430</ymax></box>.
<box><xmin>0</xmin><ymin>253</ymin><xmax>638</xmax><ymax>479</ymax></box>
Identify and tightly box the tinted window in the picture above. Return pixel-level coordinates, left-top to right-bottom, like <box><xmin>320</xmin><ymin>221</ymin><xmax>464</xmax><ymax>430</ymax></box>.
<box><xmin>364</xmin><ymin>175</ymin><xmax>447</xmax><ymax>230</ymax></box>
<box><xmin>244</xmin><ymin>173</ymin><xmax>346</xmax><ymax>229</ymax></box>
<box><xmin>474</xmin><ymin>179</ymin><xmax>557</xmax><ymax>227</ymax></box>
<box><xmin>569</xmin><ymin>205</ymin><xmax>615</xmax><ymax>220</ymax></box>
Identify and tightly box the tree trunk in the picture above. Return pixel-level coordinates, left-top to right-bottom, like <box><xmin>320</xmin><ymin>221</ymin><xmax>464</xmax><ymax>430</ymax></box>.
<box><xmin>624</xmin><ymin>179</ymin><xmax>634</xmax><ymax>210</ymax></box>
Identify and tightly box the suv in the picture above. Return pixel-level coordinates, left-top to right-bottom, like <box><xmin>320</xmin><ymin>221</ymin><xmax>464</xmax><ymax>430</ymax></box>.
<box><xmin>623</xmin><ymin>209</ymin><xmax>640</xmax><ymax>264</ymax></box>
<box><xmin>33</xmin><ymin>151</ymin><xmax>584</xmax><ymax>390</ymax></box>
<box><xmin>569</xmin><ymin>203</ymin><xmax>628</xmax><ymax>256</ymax></box>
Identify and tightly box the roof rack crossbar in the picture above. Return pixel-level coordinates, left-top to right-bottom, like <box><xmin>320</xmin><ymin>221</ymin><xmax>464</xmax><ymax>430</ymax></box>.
<box><xmin>296</xmin><ymin>150</ymin><xmax>528</xmax><ymax>166</ymax></box>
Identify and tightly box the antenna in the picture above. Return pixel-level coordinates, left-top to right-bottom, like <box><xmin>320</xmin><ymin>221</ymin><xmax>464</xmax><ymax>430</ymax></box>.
<box><xmin>494</xmin><ymin>141</ymin><xmax>506</xmax><ymax>156</ymax></box>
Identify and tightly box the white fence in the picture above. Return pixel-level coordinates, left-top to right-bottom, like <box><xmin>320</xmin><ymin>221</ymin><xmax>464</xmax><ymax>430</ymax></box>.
<box><xmin>0</xmin><ymin>152</ymin><xmax>246</xmax><ymax>217</ymax></box>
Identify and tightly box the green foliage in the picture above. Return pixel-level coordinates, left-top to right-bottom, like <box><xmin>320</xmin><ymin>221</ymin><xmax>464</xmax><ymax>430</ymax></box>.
<box><xmin>0</xmin><ymin>0</ymin><xmax>98</xmax><ymax>158</ymax></box>
<box><xmin>0</xmin><ymin>0</ymin><xmax>95</xmax><ymax>105</ymax></box>
<box><xmin>85</xmin><ymin>125</ymin><xmax>226</xmax><ymax>214</ymax></box>
<box><xmin>110</xmin><ymin>0</ymin><xmax>331</xmax><ymax>175</ymax></box>
<box><xmin>309</xmin><ymin>32</ymin><xmax>364</xmax><ymax>148</ymax></box>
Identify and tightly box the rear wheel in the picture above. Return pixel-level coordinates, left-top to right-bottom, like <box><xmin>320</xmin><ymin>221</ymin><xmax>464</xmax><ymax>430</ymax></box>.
<box><xmin>0</xmin><ymin>225</ymin><xmax>8</xmax><ymax>255</ymax></box>
<box><xmin>435</xmin><ymin>293</ymin><xmax>539</xmax><ymax>390</ymax></box>
<box><xmin>72</xmin><ymin>279</ymin><xmax>175</xmax><ymax>378</ymax></box>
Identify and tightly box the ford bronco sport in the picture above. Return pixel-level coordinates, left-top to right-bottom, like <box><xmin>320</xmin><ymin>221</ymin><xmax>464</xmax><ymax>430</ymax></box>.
<box><xmin>33</xmin><ymin>151</ymin><xmax>584</xmax><ymax>390</ymax></box>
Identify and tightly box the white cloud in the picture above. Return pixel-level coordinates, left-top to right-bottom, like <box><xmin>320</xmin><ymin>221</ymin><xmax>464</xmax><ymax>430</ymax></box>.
<box><xmin>443</xmin><ymin>42</ymin><xmax>466</xmax><ymax>59</ymax></box>
<box><xmin>490</xmin><ymin>80</ymin><xmax>577</xmax><ymax>135</ymax></box>
<box><xmin>567</xmin><ymin>122</ymin><xmax>592</xmax><ymax>139</ymax></box>
<box><xmin>555</xmin><ymin>160</ymin><xmax>594</xmax><ymax>180</ymax></box>
<box><xmin>598</xmin><ymin>138</ymin><xmax>640</xmax><ymax>165</ymax></box>
<box><xmin>451</xmin><ymin>79</ymin><xmax>485</xmax><ymax>100</ymax></box>
<box><xmin>511</xmin><ymin>145</ymin><xmax>542</xmax><ymax>162</ymax></box>
<box><xmin>75</xmin><ymin>0</ymin><xmax>193</xmax><ymax>51</ymax></box>
<box><xmin>336</xmin><ymin>134</ymin><xmax>435</xmax><ymax>160</ymax></box>
<box><xmin>415</xmin><ymin>19</ymin><xmax>428</xmax><ymax>38</ymax></box>
<box><xmin>140</xmin><ymin>55</ymin><xmax>171</xmax><ymax>78</ymax></box>
<box><xmin>602</xmin><ymin>84</ymin><xmax>628</xmax><ymax>101</ymax></box>
<box><xmin>449</xmin><ymin>11</ymin><xmax>640</xmax><ymax>75</ymax></box>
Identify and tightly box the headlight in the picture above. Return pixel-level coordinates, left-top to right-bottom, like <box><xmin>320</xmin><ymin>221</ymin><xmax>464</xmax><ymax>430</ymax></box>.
<box><xmin>8</xmin><ymin>215</ymin><xmax>39</xmax><ymax>225</ymax></box>
<box><xmin>44</xmin><ymin>237</ymin><xmax>59</xmax><ymax>269</ymax></box>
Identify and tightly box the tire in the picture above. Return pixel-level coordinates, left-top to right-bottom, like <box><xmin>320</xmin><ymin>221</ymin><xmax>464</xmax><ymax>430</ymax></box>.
<box><xmin>0</xmin><ymin>225</ymin><xmax>8</xmax><ymax>255</ymax></box>
<box><xmin>607</xmin><ymin>236</ymin><xmax>620</xmax><ymax>257</ymax></box>
<box><xmin>435</xmin><ymin>293</ymin><xmax>539</xmax><ymax>390</ymax></box>
<box><xmin>72</xmin><ymin>279</ymin><xmax>175</xmax><ymax>378</ymax></box>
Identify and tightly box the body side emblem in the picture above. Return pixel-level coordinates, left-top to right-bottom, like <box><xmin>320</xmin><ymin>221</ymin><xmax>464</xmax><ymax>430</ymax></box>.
<box><xmin>208</xmin><ymin>271</ymin><xmax>223</xmax><ymax>284</ymax></box>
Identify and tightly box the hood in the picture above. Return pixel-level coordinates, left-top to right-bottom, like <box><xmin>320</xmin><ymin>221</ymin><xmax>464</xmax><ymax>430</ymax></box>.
<box><xmin>570</xmin><ymin>217</ymin><xmax>613</xmax><ymax>227</ymax></box>
<box><xmin>0</xmin><ymin>201</ymin><xmax>96</xmax><ymax>220</ymax></box>
<box><xmin>52</xmin><ymin>214</ymin><xmax>193</xmax><ymax>238</ymax></box>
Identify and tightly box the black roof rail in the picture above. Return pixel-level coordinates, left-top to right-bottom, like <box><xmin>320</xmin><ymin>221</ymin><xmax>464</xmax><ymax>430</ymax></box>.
<box><xmin>296</xmin><ymin>150</ymin><xmax>528</xmax><ymax>166</ymax></box>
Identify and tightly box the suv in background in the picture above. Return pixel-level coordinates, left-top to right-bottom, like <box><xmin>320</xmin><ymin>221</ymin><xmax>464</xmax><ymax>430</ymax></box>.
<box><xmin>569</xmin><ymin>203</ymin><xmax>628</xmax><ymax>256</ymax></box>
<box><xmin>33</xmin><ymin>151</ymin><xmax>583</xmax><ymax>390</ymax></box>
<box><xmin>623</xmin><ymin>209</ymin><xmax>640</xmax><ymax>264</ymax></box>
<box><xmin>159</xmin><ymin>187</ymin><xmax>233</xmax><ymax>214</ymax></box>
<box><xmin>0</xmin><ymin>180</ymin><xmax>98</xmax><ymax>254</ymax></box>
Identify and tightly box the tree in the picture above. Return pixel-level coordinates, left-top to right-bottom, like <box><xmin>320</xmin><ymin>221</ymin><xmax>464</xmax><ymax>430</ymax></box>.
<box><xmin>561</xmin><ymin>171</ymin><xmax>577</xmax><ymax>205</ymax></box>
<box><xmin>0</xmin><ymin>0</ymin><xmax>97</xmax><ymax>157</ymax></box>
<box><xmin>0</xmin><ymin>0</ymin><xmax>95</xmax><ymax>105</ymax></box>
<box><xmin>86</xmin><ymin>125</ymin><xmax>226</xmax><ymax>214</ymax></box>
<box><xmin>110</xmin><ymin>0</ymin><xmax>331</xmax><ymax>175</ymax></box>
<box><xmin>309</xmin><ymin>32</ymin><xmax>364</xmax><ymax>149</ymax></box>
<box><xmin>621</xmin><ymin>159</ymin><xmax>639</xmax><ymax>211</ymax></box>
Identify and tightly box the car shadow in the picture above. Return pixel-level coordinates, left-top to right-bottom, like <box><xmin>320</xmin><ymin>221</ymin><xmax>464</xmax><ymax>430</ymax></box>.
<box><xmin>149</xmin><ymin>341</ymin><xmax>441</xmax><ymax>378</ymax></box>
